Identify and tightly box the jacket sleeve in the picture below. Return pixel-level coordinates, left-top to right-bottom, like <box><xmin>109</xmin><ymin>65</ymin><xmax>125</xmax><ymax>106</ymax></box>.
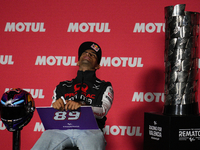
<box><xmin>51</xmin><ymin>83</ymin><xmax>66</xmax><ymax>105</ymax></box>
<box><xmin>92</xmin><ymin>85</ymin><xmax>114</xmax><ymax>119</ymax></box>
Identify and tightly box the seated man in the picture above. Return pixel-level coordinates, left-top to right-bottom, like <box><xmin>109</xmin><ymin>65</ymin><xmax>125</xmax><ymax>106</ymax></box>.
<box><xmin>32</xmin><ymin>41</ymin><xmax>114</xmax><ymax>150</ymax></box>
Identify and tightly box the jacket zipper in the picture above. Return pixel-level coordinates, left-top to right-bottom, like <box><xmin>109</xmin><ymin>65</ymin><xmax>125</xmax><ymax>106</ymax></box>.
<box><xmin>77</xmin><ymin>71</ymin><xmax>84</xmax><ymax>101</ymax></box>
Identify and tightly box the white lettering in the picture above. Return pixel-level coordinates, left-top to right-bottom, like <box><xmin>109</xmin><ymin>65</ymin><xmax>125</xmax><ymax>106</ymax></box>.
<box><xmin>0</xmin><ymin>121</ymin><xmax>6</xmax><ymax>130</ymax></box>
<box><xmin>100</xmin><ymin>57</ymin><xmax>143</xmax><ymax>67</ymax></box>
<box><xmin>23</xmin><ymin>89</ymin><xmax>45</xmax><ymax>99</ymax></box>
<box><xmin>55</xmin><ymin>56</ymin><xmax>62</xmax><ymax>65</ymax></box>
<box><xmin>4</xmin><ymin>22</ymin><xmax>15</xmax><ymax>31</ymax></box>
<box><xmin>155</xmin><ymin>23</ymin><xmax>163</xmax><ymax>32</ymax></box>
<box><xmin>103</xmin><ymin>125</ymin><xmax>142</xmax><ymax>136</ymax></box>
<box><xmin>104</xmin><ymin>23</ymin><xmax>111</xmax><ymax>32</ymax></box>
<box><xmin>31</xmin><ymin>23</ymin><xmax>40</xmax><ymax>32</ymax></box>
<box><xmin>103</xmin><ymin>125</ymin><xmax>110</xmax><ymax>135</ymax></box>
<box><xmin>179</xmin><ymin>129</ymin><xmax>200</xmax><ymax>137</ymax></box>
<box><xmin>119</xmin><ymin>126</ymin><xmax>127</xmax><ymax>136</ymax></box>
<box><xmin>88</xmin><ymin>23</ymin><xmax>95</xmax><ymax>32</ymax></box>
<box><xmin>16</xmin><ymin>22</ymin><xmax>25</xmax><ymax>32</ymax></box>
<box><xmin>4</xmin><ymin>22</ymin><xmax>46</xmax><ymax>32</ymax></box>
<box><xmin>39</xmin><ymin>23</ymin><xmax>46</xmax><ymax>32</ymax></box>
<box><xmin>35</xmin><ymin>56</ymin><xmax>46</xmax><ymax>65</ymax></box>
<box><xmin>110</xmin><ymin>125</ymin><xmax>120</xmax><ymax>135</ymax></box>
<box><xmin>128</xmin><ymin>57</ymin><xmax>137</xmax><ymax>67</ymax></box>
<box><xmin>132</xmin><ymin>92</ymin><xmax>164</xmax><ymax>102</ymax></box>
<box><xmin>144</xmin><ymin>92</ymin><xmax>154</xmax><ymax>102</ymax></box>
<box><xmin>127</xmin><ymin>126</ymin><xmax>136</xmax><ymax>136</ymax></box>
<box><xmin>146</xmin><ymin>23</ymin><xmax>156</xmax><ymax>33</ymax></box>
<box><xmin>120</xmin><ymin>57</ymin><xmax>129</xmax><ymax>67</ymax></box>
<box><xmin>101</xmin><ymin>57</ymin><xmax>111</xmax><ymax>67</ymax></box>
<box><xmin>96</xmin><ymin>23</ymin><xmax>104</xmax><ymax>32</ymax></box>
<box><xmin>79</xmin><ymin>22</ymin><xmax>89</xmax><ymax>32</ymax></box>
<box><xmin>133</xmin><ymin>23</ymin><xmax>145</xmax><ymax>33</ymax></box>
<box><xmin>0</xmin><ymin>55</ymin><xmax>14</xmax><ymax>65</ymax></box>
<box><xmin>133</xmin><ymin>23</ymin><xmax>165</xmax><ymax>33</ymax></box>
<box><xmin>35</xmin><ymin>56</ymin><xmax>77</xmax><ymax>66</ymax></box>
<box><xmin>67</xmin><ymin>23</ymin><xmax>78</xmax><ymax>32</ymax></box>
<box><xmin>112</xmin><ymin>57</ymin><xmax>121</xmax><ymax>67</ymax></box>
<box><xmin>149</xmin><ymin>125</ymin><xmax>162</xmax><ymax>138</ymax></box>
<box><xmin>24</xmin><ymin>23</ymin><xmax>31</xmax><ymax>31</ymax></box>
<box><xmin>5</xmin><ymin>88</ymin><xmax>45</xmax><ymax>99</ymax></box>
<box><xmin>137</xmin><ymin>58</ymin><xmax>143</xmax><ymax>67</ymax></box>
<box><xmin>63</xmin><ymin>56</ymin><xmax>71</xmax><ymax>66</ymax></box>
<box><xmin>132</xmin><ymin>92</ymin><xmax>144</xmax><ymax>102</ymax></box>
<box><xmin>199</xmin><ymin>58</ymin><xmax>200</xmax><ymax>68</ymax></box>
<box><xmin>136</xmin><ymin>127</ymin><xmax>142</xmax><ymax>136</ymax></box>
<box><xmin>34</xmin><ymin>122</ymin><xmax>45</xmax><ymax>132</ymax></box>
<box><xmin>35</xmin><ymin>56</ymin><xmax>144</xmax><ymax>67</ymax></box>
<box><xmin>47</xmin><ymin>56</ymin><xmax>56</xmax><ymax>66</ymax></box>
<box><xmin>71</xmin><ymin>57</ymin><xmax>77</xmax><ymax>66</ymax></box>
<box><xmin>67</xmin><ymin>22</ymin><xmax>110</xmax><ymax>33</ymax></box>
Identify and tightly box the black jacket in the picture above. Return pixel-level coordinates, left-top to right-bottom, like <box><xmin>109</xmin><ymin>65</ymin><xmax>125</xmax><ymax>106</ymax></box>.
<box><xmin>53</xmin><ymin>70</ymin><xmax>113</xmax><ymax>130</ymax></box>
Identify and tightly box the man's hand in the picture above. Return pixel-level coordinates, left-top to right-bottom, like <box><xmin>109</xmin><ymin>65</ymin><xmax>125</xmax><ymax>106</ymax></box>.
<box><xmin>65</xmin><ymin>100</ymin><xmax>82</xmax><ymax>111</ymax></box>
<box><xmin>52</xmin><ymin>98</ymin><xmax>66</xmax><ymax>111</ymax></box>
<box><xmin>53</xmin><ymin>98</ymin><xmax>85</xmax><ymax>111</ymax></box>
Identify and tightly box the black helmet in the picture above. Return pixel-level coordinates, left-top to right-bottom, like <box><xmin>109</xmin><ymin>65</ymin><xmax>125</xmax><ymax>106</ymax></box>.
<box><xmin>0</xmin><ymin>88</ymin><xmax>35</xmax><ymax>131</ymax></box>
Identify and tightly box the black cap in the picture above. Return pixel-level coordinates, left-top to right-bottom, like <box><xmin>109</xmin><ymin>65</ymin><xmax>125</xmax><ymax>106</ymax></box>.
<box><xmin>78</xmin><ymin>41</ymin><xmax>102</xmax><ymax>64</ymax></box>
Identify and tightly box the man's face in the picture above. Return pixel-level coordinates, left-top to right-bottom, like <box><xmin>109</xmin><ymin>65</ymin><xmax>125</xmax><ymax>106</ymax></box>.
<box><xmin>77</xmin><ymin>49</ymin><xmax>100</xmax><ymax>71</ymax></box>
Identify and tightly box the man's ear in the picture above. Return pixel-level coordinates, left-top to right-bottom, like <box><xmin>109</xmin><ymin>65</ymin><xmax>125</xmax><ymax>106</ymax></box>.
<box><xmin>95</xmin><ymin>64</ymin><xmax>101</xmax><ymax>70</ymax></box>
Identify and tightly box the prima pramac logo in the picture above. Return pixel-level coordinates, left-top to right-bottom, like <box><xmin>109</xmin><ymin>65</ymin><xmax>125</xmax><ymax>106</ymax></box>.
<box><xmin>74</xmin><ymin>83</ymin><xmax>88</xmax><ymax>93</ymax></box>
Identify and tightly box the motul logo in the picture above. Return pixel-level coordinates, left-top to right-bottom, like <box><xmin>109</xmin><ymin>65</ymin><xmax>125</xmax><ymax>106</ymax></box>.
<box><xmin>5</xmin><ymin>88</ymin><xmax>45</xmax><ymax>99</ymax></box>
<box><xmin>4</xmin><ymin>22</ymin><xmax>46</xmax><ymax>32</ymax></box>
<box><xmin>100</xmin><ymin>57</ymin><xmax>143</xmax><ymax>67</ymax></box>
<box><xmin>35</xmin><ymin>56</ymin><xmax>77</xmax><ymax>66</ymax></box>
<box><xmin>0</xmin><ymin>55</ymin><xmax>14</xmax><ymax>65</ymax></box>
<box><xmin>133</xmin><ymin>23</ymin><xmax>165</xmax><ymax>33</ymax></box>
<box><xmin>67</xmin><ymin>22</ymin><xmax>110</xmax><ymax>32</ymax></box>
<box><xmin>103</xmin><ymin>125</ymin><xmax>142</xmax><ymax>136</ymax></box>
<box><xmin>132</xmin><ymin>92</ymin><xmax>164</xmax><ymax>102</ymax></box>
<box><xmin>34</xmin><ymin>56</ymin><xmax>144</xmax><ymax>67</ymax></box>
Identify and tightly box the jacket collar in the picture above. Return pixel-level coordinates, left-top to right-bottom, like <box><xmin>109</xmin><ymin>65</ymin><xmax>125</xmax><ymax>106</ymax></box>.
<box><xmin>76</xmin><ymin>70</ymin><xmax>96</xmax><ymax>82</ymax></box>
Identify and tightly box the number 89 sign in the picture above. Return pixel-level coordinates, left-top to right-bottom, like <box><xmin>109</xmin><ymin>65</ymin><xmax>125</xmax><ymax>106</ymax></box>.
<box><xmin>53</xmin><ymin>111</ymin><xmax>81</xmax><ymax>121</ymax></box>
<box><xmin>37</xmin><ymin>106</ymin><xmax>99</xmax><ymax>130</ymax></box>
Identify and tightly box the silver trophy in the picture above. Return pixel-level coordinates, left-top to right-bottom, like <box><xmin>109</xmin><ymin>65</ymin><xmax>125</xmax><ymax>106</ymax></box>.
<box><xmin>163</xmin><ymin>4</ymin><xmax>199</xmax><ymax>115</ymax></box>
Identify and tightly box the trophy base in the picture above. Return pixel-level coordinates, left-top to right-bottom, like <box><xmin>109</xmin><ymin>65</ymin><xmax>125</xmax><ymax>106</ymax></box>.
<box><xmin>163</xmin><ymin>102</ymin><xmax>199</xmax><ymax>115</ymax></box>
<box><xmin>144</xmin><ymin>112</ymin><xmax>200</xmax><ymax>150</ymax></box>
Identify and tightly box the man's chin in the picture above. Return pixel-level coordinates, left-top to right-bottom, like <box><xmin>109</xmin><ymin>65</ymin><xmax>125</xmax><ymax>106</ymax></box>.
<box><xmin>80</xmin><ymin>61</ymin><xmax>92</xmax><ymax>67</ymax></box>
<box><xmin>81</xmin><ymin>60</ymin><xmax>91</xmax><ymax>64</ymax></box>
